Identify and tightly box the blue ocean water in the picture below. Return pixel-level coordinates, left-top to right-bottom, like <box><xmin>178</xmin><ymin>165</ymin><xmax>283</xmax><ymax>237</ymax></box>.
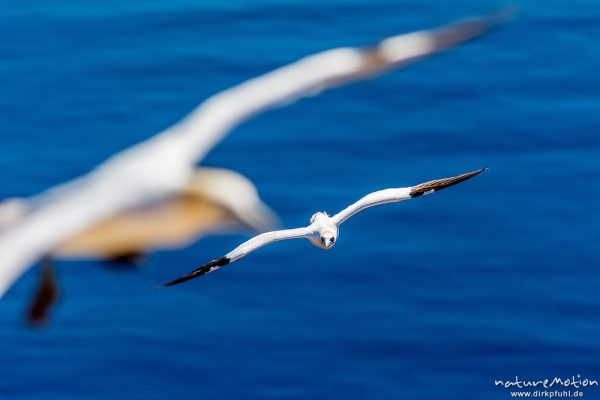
<box><xmin>1</xmin><ymin>1</ymin><xmax>599</xmax><ymax>399</ymax></box>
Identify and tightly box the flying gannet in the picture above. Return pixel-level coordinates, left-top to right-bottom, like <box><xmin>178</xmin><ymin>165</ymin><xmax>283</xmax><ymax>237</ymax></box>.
<box><xmin>2</xmin><ymin>167</ymin><xmax>278</xmax><ymax>324</ymax></box>
<box><xmin>0</xmin><ymin>10</ymin><xmax>512</xmax><ymax>298</ymax></box>
<box><xmin>54</xmin><ymin>167</ymin><xmax>278</xmax><ymax>260</ymax></box>
<box><xmin>161</xmin><ymin>168</ymin><xmax>486</xmax><ymax>287</ymax></box>
<box><xmin>2</xmin><ymin>168</ymin><xmax>277</xmax><ymax>260</ymax></box>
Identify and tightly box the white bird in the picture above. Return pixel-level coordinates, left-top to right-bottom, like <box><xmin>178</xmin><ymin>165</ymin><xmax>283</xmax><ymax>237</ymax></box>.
<box><xmin>0</xmin><ymin>10</ymin><xmax>511</xmax><ymax>297</ymax></box>
<box><xmin>1</xmin><ymin>168</ymin><xmax>277</xmax><ymax>261</ymax></box>
<box><xmin>161</xmin><ymin>168</ymin><xmax>486</xmax><ymax>287</ymax></box>
<box><xmin>4</xmin><ymin>167</ymin><xmax>278</xmax><ymax>325</ymax></box>
<box><xmin>53</xmin><ymin>167</ymin><xmax>278</xmax><ymax>260</ymax></box>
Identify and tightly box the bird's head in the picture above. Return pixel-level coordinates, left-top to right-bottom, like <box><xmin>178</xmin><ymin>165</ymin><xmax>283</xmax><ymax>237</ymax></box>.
<box><xmin>187</xmin><ymin>168</ymin><xmax>280</xmax><ymax>233</ymax></box>
<box><xmin>308</xmin><ymin>211</ymin><xmax>337</xmax><ymax>250</ymax></box>
<box><xmin>319</xmin><ymin>232</ymin><xmax>336</xmax><ymax>249</ymax></box>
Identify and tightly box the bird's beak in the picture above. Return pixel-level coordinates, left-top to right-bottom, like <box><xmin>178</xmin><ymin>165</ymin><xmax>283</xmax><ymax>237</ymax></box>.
<box><xmin>324</xmin><ymin>238</ymin><xmax>334</xmax><ymax>248</ymax></box>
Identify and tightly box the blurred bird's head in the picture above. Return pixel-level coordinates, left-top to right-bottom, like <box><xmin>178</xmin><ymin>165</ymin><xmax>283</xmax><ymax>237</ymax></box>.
<box><xmin>0</xmin><ymin>198</ymin><xmax>28</xmax><ymax>232</ymax></box>
<box><xmin>187</xmin><ymin>168</ymin><xmax>279</xmax><ymax>233</ymax></box>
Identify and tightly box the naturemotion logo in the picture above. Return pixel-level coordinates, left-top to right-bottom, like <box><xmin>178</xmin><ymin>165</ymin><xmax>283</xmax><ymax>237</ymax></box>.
<box><xmin>495</xmin><ymin>375</ymin><xmax>598</xmax><ymax>398</ymax></box>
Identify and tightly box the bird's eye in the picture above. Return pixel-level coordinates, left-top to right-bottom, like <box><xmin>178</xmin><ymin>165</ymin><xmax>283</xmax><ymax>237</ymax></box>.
<box><xmin>321</xmin><ymin>238</ymin><xmax>325</xmax><ymax>243</ymax></box>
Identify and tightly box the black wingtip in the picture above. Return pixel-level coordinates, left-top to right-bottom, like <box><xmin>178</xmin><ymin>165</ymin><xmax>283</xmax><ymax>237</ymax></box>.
<box><xmin>460</xmin><ymin>6</ymin><xmax>519</xmax><ymax>32</ymax></box>
<box><xmin>27</xmin><ymin>259</ymin><xmax>60</xmax><ymax>326</ymax></box>
<box><xmin>409</xmin><ymin>167</ymin><xmax>487</xmax><ymax>198</ymax></box>
<box><xmin>159</xmin><ymin>257</ymin><xmax>230</xmax><ymax>288</ymax></box>
<box><xmin>423</xmin><ymin>6</ymin><xmax>517</xmax><ymax>54</ymax></box>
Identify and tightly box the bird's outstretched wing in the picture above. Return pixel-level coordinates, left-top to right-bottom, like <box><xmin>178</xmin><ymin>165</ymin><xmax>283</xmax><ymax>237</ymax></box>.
<box><xmin>0</xmin><ymin>10</ymin><xmax>511</xmax><ymax>297</ymax></box>
<box><xmin>332</xmin><ymin>168</ymin><xmax>486</xmax><ymax>226</ymax></box>
<box><xmin>160</xmin><ymin>227</ymin><xmax>314</xmax><ymax>287</ymax></box>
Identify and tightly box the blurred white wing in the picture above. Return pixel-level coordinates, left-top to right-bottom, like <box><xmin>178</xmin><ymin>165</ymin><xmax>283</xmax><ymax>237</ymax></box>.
<box><xmin>0</xmin><ymin>11</ymin><xmax>510</xmax><ymax>296</ymax></box>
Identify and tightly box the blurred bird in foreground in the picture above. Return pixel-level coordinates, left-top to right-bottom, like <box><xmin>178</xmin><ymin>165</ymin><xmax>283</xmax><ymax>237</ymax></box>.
<box><xmin>1</xmin><ymin>167</ymin><xmax>277</xmax><ymax>323</ymax></box>
<box><xmin>0</xmin><ymin>9</ymin><xmax>514</xmax><ymax>320</ymax></box>
<box><xmin>2</xmin><ymin>168</ymin><xmax>276</xmax><ymax>260</ymax></box>
<box><xmin>54</xmin><ymin>168</ymin><xmax>277</xmax><ymax>260</ymax></box>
